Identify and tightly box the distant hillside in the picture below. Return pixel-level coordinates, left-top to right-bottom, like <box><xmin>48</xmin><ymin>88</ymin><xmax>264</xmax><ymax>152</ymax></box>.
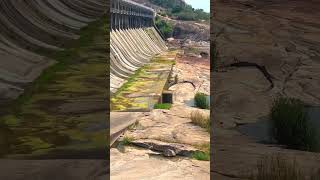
<box><xmin>132</xmin><ymin>0</ymin><xmax>186</xmax><ymax>9</ymax></box>
<box><xmin>132</xmin><ymin>0</ymin><xmax>210</xmax><ymax>41</ymax></box>
<box><xmin>149</xmin><ymin>0</ymin><xmax>187</xmax><ymax>9</ymax></box>
<box><xmin>133</xmin><ymin>0</ymin><xmax>209</xmax><ymax>21</ymax></box>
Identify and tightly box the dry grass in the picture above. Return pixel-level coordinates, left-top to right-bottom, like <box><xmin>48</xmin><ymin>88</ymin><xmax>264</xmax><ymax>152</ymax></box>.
<box><xmin>190</xmin><ymin>110</ymin><xmax>210</xmax><ymax>132</ymax></box>
<box><xmin>252</xmin><ymin>155</ymin><xmax>304</xmax><ymax>180</ymax></box>
<box><xmin>251</xmin><ymin>154</ymin><xmax>320</xmax><ymax>180</ymax></box>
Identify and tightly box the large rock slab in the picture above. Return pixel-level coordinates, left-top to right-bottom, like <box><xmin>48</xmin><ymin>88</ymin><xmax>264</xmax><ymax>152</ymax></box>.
<box><xmin>212</xmin><ymin>0</ymin><xmax>320</xmax><ymax>178</ymax></box>
<box><xmin>110</xmin><ymin>147</ymin><xmax>209</xmax><ymax>180</ymax></box>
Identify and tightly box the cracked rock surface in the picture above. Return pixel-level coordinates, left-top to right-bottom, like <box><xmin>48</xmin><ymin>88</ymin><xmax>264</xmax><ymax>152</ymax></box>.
<box><xmin>212</xmin><ymin>0</ymin><xmax>320</xmax><ymax>179</ymax></box>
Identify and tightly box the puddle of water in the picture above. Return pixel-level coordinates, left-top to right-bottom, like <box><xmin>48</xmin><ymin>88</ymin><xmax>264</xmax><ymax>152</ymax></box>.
<box><xmin>185</xmin><ymin>95</ymin><xmax>210</xmax><ymax>108</ymax></box>
<box><xmin>237</xmin><ymin>106</ymin><xmax>320</xmax><ymax>143</ymax></box>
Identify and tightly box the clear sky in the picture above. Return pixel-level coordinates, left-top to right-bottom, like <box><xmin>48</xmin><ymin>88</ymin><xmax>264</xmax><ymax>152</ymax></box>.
<box><xmin>184</xmin><ymin>0</ymin><xmax>210</xmax><ymax>12</ymax></box>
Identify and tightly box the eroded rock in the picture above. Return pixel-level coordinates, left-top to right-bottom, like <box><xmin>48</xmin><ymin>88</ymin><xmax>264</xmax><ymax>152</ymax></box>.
<box><xmin>131</xmin><ymin>139</ymin><xmax>199</xmax><ymax>157</ymax></box>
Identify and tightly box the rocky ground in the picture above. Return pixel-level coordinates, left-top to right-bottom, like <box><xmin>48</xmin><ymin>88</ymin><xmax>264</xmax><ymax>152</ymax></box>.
<box><xmin>110</xmin><ymin>49</ymin><xmax>210</xmax><ymax>179</ymax></box>
<box><xmin>211</xmin><ymin>0</ymin><xmax>320</xmax><ymax>179</ymax></box>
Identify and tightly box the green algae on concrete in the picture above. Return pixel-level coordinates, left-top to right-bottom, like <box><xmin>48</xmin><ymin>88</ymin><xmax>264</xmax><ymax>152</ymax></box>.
<box><xmin>111</xmin><ymin>51</ymin><xmax>177</xmax><ymax>111</ymax></box>
<box><xmin>0</xmin><ymin>16</ymin><xmax>108</xmax><ymax>158</ymax></box>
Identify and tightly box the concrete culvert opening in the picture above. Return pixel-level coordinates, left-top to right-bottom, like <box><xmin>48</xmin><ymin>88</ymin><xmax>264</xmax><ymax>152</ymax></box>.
<box><xmin>162</xmin><ymin>90</ymin><xmax>173</xmax><ymax>104</ymax></box>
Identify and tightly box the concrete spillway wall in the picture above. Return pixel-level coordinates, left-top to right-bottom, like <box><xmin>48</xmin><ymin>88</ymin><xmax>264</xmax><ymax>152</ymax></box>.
<box><xmin>0</xmin><ymin>0</ymin><xmax>107</xmax><ymax>102</ymax></box>
<box><xmin>110</xmin><ymin>0</ymin><xmax>167</xmax><ymax>93</ymax></box>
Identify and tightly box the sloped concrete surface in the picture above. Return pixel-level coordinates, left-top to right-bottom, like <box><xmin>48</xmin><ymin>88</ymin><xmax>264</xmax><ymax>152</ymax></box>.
<box><xmin>0</xmin><ymin>160</ymin><xmax>108</xmax><ymax>180</ymax></box>
<box><xmin>110</xmin><ymin>27</ymin><xmax>168</xmax><ymax>94</ymax></box>
<box><xmin>0</xmin><ymin>0</ymin><xmax>107</xmax><ymax>102</ymax></box>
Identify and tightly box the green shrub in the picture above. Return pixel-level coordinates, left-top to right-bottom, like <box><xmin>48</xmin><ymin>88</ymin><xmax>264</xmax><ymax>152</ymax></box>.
<box><xmin>252</xmin><ymin>155</ymin><xmax>304</xmax><ymax>180</ymax></box>
<box><xmin>192</xmin><ymin>143</ymin><xmax>210</xmax><ymax>161</ymax></box>
<box><xmin>154</xmin><ymin>103</ymin><xmax>172</xmax><ymax>109</ymax></box>
<box><xmin>190</xmin><ymin>110</ymin><xmax>210</xmax><ymax>132</ymax></box>
<box><xmin>155</xmin><ymin>17</ymin><xmax>173</xmax><ymax>38</ymax></box>
<box><xmin>194</xmin><ymin>93</ymin><xmax>209</xmax><ymax>109</ymax></box>
<box><xmin>270</xmin><ymin>97</ymin><xmax>319</xmax><ymax>152</ymax></box>
<box><xmin>192</xmin><ymin>151</ymin><xmax>210</xmax><ymax>161</ymax></box>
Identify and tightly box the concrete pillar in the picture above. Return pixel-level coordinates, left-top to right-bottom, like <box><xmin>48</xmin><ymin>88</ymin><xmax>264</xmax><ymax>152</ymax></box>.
<box><xmin>111</xmin><ymin>0</ymin><xmax>155</xmax><ymax>30</ymax></box>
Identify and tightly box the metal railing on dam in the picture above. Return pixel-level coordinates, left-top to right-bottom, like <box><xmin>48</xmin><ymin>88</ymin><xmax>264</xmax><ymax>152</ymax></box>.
<box><xmin>111</xmin><ymin>0</ymin><xmax>155</xmax><ymax>28</ymax></box>
<box><xmin>110</xmin><ymin>0</ymin><xmax>168</xmax><ymax>95</ymax></box>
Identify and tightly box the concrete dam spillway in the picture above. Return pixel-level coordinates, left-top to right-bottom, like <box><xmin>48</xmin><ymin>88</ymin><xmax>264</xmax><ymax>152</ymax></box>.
<box><xmin>0</xmin><ymin>1</ymin><xmax>108</xmax><ymax>158</ymax></box>
<box><xmin>110</xmin><ymin>0</ymin><xmax>168</xmax><ymax>94</ymax></box>
<box><xmin>0</xmin><ymin>0</ymin><xmax>107</xmax><ymax>104</ymax></box>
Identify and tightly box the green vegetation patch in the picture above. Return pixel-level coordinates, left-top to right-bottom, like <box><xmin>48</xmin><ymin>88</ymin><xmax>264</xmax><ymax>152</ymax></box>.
<box><xmin>12</xmin><ymin>16</ymin><xmax>108</xmax><ymax>115</ymax></box>
<box><xmin>0</xmin><ymin>16</ymin><xmax>108</xmax><ymax>157</ymax></box>
<box><xmin>154</xmin><ymin>103</ymin><xmax>172</xmax><ymax>109</ymax></box>
<box><xmin>270</xmin><ymin>97</ymin><xmax>319</xmax><ymax>152</ymax></box>
<box><xmin>155</xmin><ymin>16</ymin><xmax>173</xmax><ymax>38</ymax></box>
<box><xmin>192</xmin><ymin>143</ymin><xmax>210</xmax><ymax>161</ymax></box>
<box><xmin>111</xmin><ymin>52</ymin><xmax>176</xmax><ymax>111</ymax></box>
<box><xmin>192</xmin><ymin>151</ymin><xmax>210</xmax><ymax>161</ymax></box>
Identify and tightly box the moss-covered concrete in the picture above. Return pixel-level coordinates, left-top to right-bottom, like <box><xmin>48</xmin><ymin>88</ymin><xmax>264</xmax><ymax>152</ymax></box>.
<box><xmin>0</xmin><ymin>16</ymin><xmax>108</xmax><ymax>158</ymax></box>
<box><xmin>111</xmin><ymin>51</ymin><xmax>177</xmax><ymax>111</ymax></box>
